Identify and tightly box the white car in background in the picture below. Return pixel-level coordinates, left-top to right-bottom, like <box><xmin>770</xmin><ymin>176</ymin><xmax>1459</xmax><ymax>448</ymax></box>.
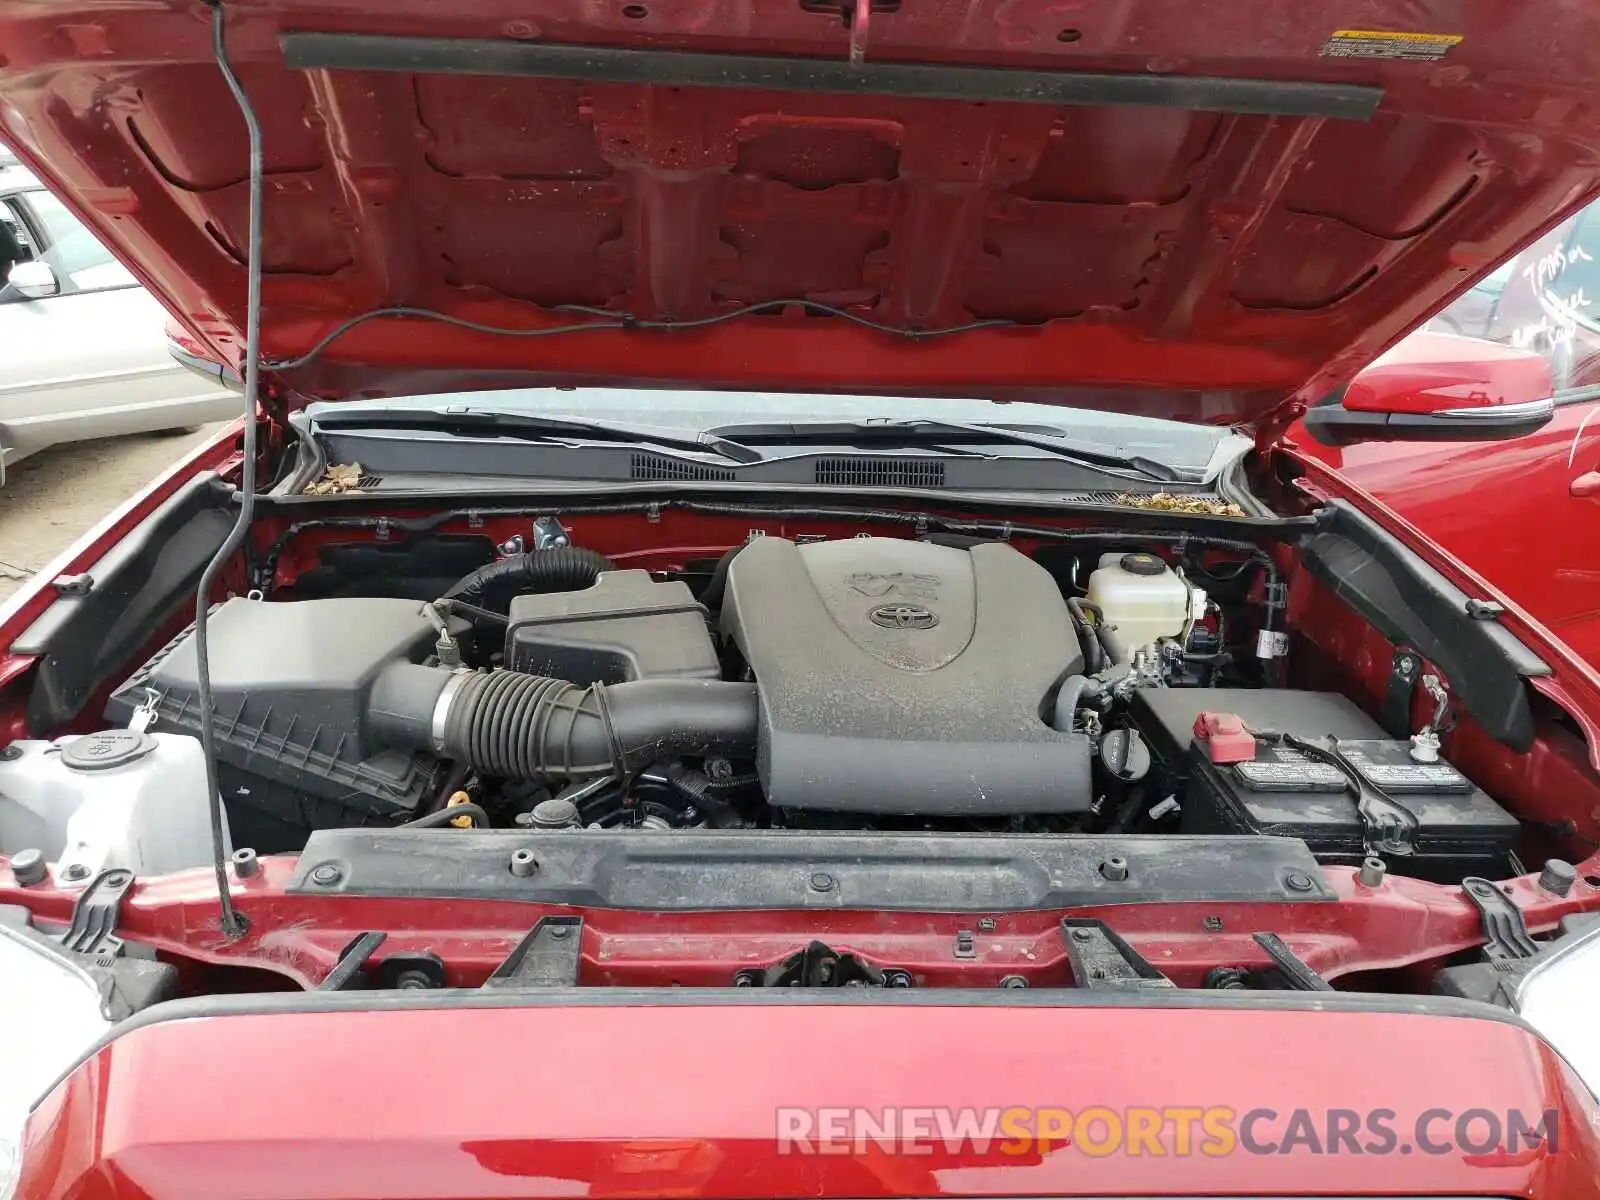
<box><xmin>0</xmin><ymin>151</ymin><xmax>236</xmax><ymax>483</ymax></box>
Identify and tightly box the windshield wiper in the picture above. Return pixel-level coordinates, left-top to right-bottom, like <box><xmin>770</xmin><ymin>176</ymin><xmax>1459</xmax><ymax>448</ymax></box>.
<box><xmin>705</xmin><ymin>417</ymin><xmax>1182</xmax><ymax>483</ymax></box>
<box><xmin>314</xmin><ymin>406</ymin><xmax>764</xmax><ymax>465</ymax></box>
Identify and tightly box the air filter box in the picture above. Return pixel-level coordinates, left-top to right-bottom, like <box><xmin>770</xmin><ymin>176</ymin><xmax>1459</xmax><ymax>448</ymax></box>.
<box><xmin>106</xmin><ymin>597</ymin><xmax>450</xmax><ymax>849</ymax></box>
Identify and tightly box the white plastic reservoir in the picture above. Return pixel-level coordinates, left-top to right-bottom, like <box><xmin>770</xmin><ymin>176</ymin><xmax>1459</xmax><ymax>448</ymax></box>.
<box><xmin>0</xmin><ymin>731</ymin><xmax>222</xmax><ymax>882</ymax></box>
<box><xmin>1085</xmin><ymin>551</ymin><xmax>1202</xmax><ymax>663</ymax></box>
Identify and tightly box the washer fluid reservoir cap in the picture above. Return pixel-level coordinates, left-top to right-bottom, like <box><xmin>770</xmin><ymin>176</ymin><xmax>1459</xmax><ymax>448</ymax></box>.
<box><xmin>59</xmin><ymin>729</ymin><xmax>159</xmax><ymax>772</ymax></box>
<box><xmin>1119</xmin><ymin>552</ymin><xmax>1166</xmax><ymax>577</ymax></box>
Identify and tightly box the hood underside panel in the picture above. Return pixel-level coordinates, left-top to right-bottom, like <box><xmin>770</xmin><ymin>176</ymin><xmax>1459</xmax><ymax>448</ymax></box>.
<box><xmin>3</xmin><ymin>0</ymin><xmax>1600</xmax><ymax>422</ymax></box>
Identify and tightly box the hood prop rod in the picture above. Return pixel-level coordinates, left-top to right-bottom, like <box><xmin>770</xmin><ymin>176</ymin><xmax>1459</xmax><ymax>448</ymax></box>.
<box><xmin>192</xmin><ymin>0</ymin><xmax>263</xmax><ymax>940</ymax></box>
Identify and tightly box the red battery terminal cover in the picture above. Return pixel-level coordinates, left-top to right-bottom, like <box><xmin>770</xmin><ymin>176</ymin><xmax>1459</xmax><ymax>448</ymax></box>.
<box><xmin>1193</xmin><ymin>711</ymin><xmax>1257</xmax><ymax>763</ymax></box>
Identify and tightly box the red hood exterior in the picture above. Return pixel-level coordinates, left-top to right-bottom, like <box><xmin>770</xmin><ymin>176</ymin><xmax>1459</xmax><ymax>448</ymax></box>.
<box><xmin>4</xmin><ymin>2</ymin><xmax>1600</xmax><ymax>425</ymax></box>
<box><xmin>16</xmin><ymin>996</ymin><xmax>1600</xmax><ymax>1199</ymax></box>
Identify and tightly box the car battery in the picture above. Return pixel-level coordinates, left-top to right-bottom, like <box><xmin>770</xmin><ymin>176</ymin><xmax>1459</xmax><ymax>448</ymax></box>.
<box><xmin>1129</xmin><ymin>688</ymin><xmax>1520</xmax><ymax>871</ymax></box>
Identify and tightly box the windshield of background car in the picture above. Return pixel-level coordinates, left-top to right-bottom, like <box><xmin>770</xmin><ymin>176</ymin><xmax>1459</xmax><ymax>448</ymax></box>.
<box><xmin>1426</xmin><ymin>197</ymin><xmax>1600</xmax><ymax>391</ymax></box>
<box><xmin>24</xmin><ymin>189</ymin><xmax>135</xmax><ymax>291</ymax></box>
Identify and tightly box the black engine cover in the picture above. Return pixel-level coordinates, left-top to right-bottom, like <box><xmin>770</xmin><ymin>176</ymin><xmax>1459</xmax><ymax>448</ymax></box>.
<box><xmin>721</xmin><ymin>537</ymin><xmax>1090</xmax><ymax>814</ymax></box>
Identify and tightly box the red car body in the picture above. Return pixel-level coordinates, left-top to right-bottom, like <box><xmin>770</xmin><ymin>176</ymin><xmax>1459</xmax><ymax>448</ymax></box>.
<box><xmin>1292</xmin><ymin>396</ymin><xmax>1600</xmax><ymax>663</ymax></box>
<box><xmin>17</xmin><ymin>1000</ymin><xmax>1600</xmax><ymax>1200</ymax></box>
<box><xmin>1293</xmin><ymin>200</ymin><xmax>1600</xmax><ymax>662</ymax></box>
<box><xmin>6</xmin><ymin>0</ymin><xmax>1600</xmax><ymax>1196</ymax></box>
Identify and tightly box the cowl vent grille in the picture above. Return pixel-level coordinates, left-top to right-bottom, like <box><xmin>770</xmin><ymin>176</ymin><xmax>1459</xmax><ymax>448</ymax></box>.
<box><xmin>630</xmin><ymin>453</ymin><xmax>737</xmax><ymax>482</ymax></box>
<box><xmin>814</xmin><ymin>458</ymin><xmax>945</xmax><ymax>487</ymax></box>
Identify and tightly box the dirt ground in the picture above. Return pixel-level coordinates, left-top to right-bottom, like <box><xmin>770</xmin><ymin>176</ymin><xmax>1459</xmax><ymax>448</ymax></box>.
<box><xmin>0</xmin><ymin>423</ymin><xmax>226</xmax><ymax>603</ymax></box>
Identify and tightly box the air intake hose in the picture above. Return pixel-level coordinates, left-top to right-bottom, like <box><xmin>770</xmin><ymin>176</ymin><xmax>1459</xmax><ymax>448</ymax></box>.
<box><xmin>442</xmin><ymin>545</ymin><xmax>615</xmax><ymax>611</ymax></box>
<box><xmin>368</xmin><ymin>663</ymin><xmax>758</xmax><ymax>782</ymax></box>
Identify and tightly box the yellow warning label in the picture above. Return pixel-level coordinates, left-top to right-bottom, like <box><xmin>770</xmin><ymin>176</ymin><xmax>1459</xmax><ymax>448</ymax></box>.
<box><xmin>1320</xmin><ymin>29</ymin><xmax>1462</xmax><ymax>61</ymax></box>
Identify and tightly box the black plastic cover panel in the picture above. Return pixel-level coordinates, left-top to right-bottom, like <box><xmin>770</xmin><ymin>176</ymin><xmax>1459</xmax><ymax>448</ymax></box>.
<box><xmin>1299</xmin><ymin>500</ymin><xmax>1547</xmax><ymax>751</ymax></box>
<box><xmin>506</xmin><ymin>569</ymin><xmax>719</xmax><ymax>684</ymax></box>
<box><xmin>288</xmin><ymin>828</ymin><xmax>1334</xmax><ymax>908</ymax></box>
<box><xmin>721</xmin><ymin>537</ymin><xmax>1089</xmax><ymax>814</ymax></box>
<box><xmin>106</xmin><ymin>597</ymin><xmax>448</xmax><ymax>825</ymax></box>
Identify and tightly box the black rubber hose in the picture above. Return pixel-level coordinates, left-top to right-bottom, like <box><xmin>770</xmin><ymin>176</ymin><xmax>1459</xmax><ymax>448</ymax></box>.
<box><xmin>1067</xmin><ymin>598</ymin><xmax>1116</xmax><ymax>672</ymax></box>
<box><xmin>442</xmin><ymin>545</ymin><xmax>615</xmax><ymax>611</ymax></box>
<box><xmin>438</xmin><ymin>598</ymin><xmax>509</xmax><ymax>629</ymax></box>
<box><xmin>368</xmin><ymin>663</ymin><xmax>759</xmax><ymax>782</ymax></box>
<box><xmin>400</xmin><ymin>802</ymin><xmax>489</xmax><ymax>829</ymax></box>
<box><xmin>1050</xmin><ymin>674</ymin><xmax>1097</xmax><ymax>733</ymax></box>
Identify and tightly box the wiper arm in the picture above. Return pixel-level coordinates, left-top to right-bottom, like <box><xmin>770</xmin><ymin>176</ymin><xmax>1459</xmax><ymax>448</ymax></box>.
<box><xmin>314</xmin><ymin>406</ymin><xmax>764</xmax><ymax>465</ymax></box>
<box><xmin>705</xmin><ymin>418</ymin><xmax>1180</xmax><ymax>482</ymax></box>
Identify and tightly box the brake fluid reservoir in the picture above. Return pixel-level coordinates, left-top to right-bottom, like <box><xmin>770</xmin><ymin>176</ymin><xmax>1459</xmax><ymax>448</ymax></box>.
<box><xmin>1085</xmin><ymin>552</ymin><xmax>1198</xmax><ymax>663</ymax></box>
<box><xmin>0</xmin><ymin>731</ymin><xmax>221</xmax><ymax>881</ymax></box>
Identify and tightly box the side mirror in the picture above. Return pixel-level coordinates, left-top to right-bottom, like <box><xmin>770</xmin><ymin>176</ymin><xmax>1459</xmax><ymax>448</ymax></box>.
<box><xmin>1303</xmin><ymin>332</ymin><xmax>1555</xmax><ymax>446</ymax></box>
<box><xmin>6</xmin><ymin>259</ymin><xmax>60</xmax><ymax>300</ymax></box>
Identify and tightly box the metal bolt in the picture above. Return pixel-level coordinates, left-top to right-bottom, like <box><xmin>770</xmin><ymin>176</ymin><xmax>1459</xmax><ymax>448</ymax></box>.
<box><xmin>999</xmin><ymin>975</ymin><xmax>1028</xmax><ymax>989</ymax></box>
<box><xmin>1284</xmin><ymin>870</ymin><xmax>1316</xmax><ymax>894</ymax></box>
<box><xmin>1202</xmin><ymin>915</ymin><xmax>1224</xmax><ymax>932</ymax></box>
<box><xmin>1357</xmin><ymin>856</ymin><xmax>1387</xmax><ymax>888</ymax></box>
<box><xmin>549</xmin><ymin>924</ymin><xmax>572</xmax><ymax>940</ymax></box>
<box><xmin>0</xmin><ymin>744</ymin><xmax>21</xmax><ymax>761</ymax></box>
<box><xmin>510</xmin><ymin>849</ymin><xmax>538</xmax><ymax>877</ymax></box>
<box><xmin>706</xmin><ymin>757</ymin><xmax>734</xmax><ymax>782</ymax></box>
<box><xmin>1071</xmin><ymin>926</ymin><xmax>1094</xmax><ymax>943</ymax></box>
<box><xmin>392</xmin><ymin>969</ymin><xmax>435</xmax><ymax>990</ymax></box>
<box><xmin>10</xmin><ymin>848</ymin><xmax>46</xmax><ymax>886</ymax></box>
<box><xmin>883</xmin><ymin>971</ymin><xmax>912</xmax><ymax>988</ymax></box>
<box><xmin>231</xmin><ymin>847</ymin><xmax>260</xmax><ymax>879</ymax></box>
<box><xmin>808</xmin><ymin>871</ymin><xmax>835</xmax><ymax>893</ymax></box>
<box><xmin>498</xmin><ymin>534</ymin><xmax>525</xmax><ymax>555</ymax></box>
<box><xmin>62</xmin><ymin>863</ymin><xmax>90</xmax><ymax>882</ymax></box>
<box><xmin>1099</xmin><ymin>856</ymin><xmax>1129</xmax><ymax>882</ymax></box>
<box><xmin>734</xmin><ymin>972</ymin><xmax>757</xmax><ymax>987</ymax></box>
<box><xmin>309</xmin><ymin>862</ymin><xmax>343</xmax><ymax>886</ymax></box>
<box><xmin>1539</xmin><ymin>858</ymin><xmax>1576</xmax><ymax>897</ymax></box>
<box><xmin>977</xmin><ymin>917</ymin><xmax>997</xmax><ymax>932</ymax></box>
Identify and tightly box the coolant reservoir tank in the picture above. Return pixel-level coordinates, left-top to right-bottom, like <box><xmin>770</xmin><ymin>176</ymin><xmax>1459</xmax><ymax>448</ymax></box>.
<box><xmin>0</xmin><ymin>731</ymin><xmax>221</xmax><ymax>882</ymax></box>
<box><xmin>1085</xmin><ymin>552</ymin><xmax>1197</xmax><ymax>663</ymax></box>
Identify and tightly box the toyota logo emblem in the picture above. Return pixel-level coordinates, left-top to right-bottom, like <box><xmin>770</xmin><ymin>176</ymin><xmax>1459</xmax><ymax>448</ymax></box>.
<box><xmin>869</xmin><ymin>603</ymin><xmax>940</xmax><ymax>630</ymax></box>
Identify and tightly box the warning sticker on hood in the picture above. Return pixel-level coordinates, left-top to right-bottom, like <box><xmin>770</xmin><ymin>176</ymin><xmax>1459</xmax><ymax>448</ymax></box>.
<box><xmin>1320</xmin><ymin>29</ymin><xmax>1461</xmax><ymax>61</ymax></box>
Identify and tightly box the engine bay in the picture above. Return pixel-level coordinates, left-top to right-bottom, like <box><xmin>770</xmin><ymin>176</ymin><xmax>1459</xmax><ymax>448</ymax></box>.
<box><xmin>24</xmin><ymin>516</ymin><xmax>1514</xmax><ymax>875</ymax></box>
<box><xmin>1</xmin><ymin>496</ymin><xmax>1594</xmax><ymax>1001</ymax></box>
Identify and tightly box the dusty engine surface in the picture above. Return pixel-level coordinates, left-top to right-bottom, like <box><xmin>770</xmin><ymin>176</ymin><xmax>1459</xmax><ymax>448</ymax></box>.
<box><xmin>721</xmin><ymin>537</ymin><xmax>1092</xmax><ymax>814</ymax></box>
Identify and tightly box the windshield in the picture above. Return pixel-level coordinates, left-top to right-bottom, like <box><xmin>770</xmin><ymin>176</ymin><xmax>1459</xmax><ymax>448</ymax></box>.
<box><xmin>311</xmin><ymin>389</ymin><xmax>1240</xmax><ymax>478</ymax></box>
<box><xmin>1424</xmin><ymin>197</ymin><xmax>1600</xmax><ymax>392</ymax></box>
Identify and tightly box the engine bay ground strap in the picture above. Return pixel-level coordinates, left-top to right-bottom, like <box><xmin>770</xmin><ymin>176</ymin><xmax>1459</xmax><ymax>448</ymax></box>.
<box><xmin>288</xmin><ymin>830</ymin><xmax>1335</xmax><ymax>909</ymax></box>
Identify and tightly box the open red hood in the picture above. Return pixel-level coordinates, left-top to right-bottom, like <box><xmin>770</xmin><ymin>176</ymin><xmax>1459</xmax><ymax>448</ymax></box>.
<box><xmin>3</xmin><ymin>1</ymin><xmax>1600</xmax><ymax>426</ymax></box>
